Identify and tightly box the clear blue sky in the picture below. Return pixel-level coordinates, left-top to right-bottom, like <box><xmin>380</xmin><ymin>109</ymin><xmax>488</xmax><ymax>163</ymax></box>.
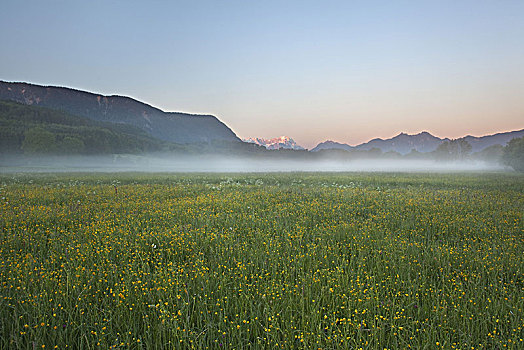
<box><xmin>1</xmin><ymin>0</ymin><xmax>523</xmax><ymax>148</ymax></box>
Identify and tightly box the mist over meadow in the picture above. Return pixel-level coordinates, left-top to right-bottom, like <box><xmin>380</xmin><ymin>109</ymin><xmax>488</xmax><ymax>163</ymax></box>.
<box><xmin>0</xmin><ymin>153</ymin><xmax>506</xmax><ymax>173</ymax></box>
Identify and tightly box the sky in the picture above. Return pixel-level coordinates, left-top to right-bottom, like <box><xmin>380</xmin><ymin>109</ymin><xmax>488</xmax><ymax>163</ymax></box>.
<box><xmin>1</xmin><ymin>0</ymin><xmax>523</xmax><ymax>149</ymax></box>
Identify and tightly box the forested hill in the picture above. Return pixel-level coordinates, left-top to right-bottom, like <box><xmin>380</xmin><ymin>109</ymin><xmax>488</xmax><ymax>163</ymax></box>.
<box><xmin>0</xmin><ymin>100</ymin><xmax>171</xmax><ymax>154</ymax></box>
<box><xmin>0</xmin><ymin>81</ymin><xmax>241</xmax><ymax>144</ymax></box>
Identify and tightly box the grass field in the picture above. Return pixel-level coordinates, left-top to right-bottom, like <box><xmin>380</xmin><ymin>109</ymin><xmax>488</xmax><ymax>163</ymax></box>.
<box><xmin>0</xmin><ymin>172</ymin><xmax>522</xmax><ymax>349</ymax></box>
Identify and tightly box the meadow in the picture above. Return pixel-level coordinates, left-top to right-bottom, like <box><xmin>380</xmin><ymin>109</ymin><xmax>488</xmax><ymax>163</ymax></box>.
<box><xmin>0</xmin><ymin>172</ymin><xmax>522</xmax><ymax>349</ymax></box>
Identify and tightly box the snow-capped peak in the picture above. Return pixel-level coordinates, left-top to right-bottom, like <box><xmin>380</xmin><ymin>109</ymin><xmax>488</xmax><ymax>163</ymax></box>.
<box><xmin>243</xmin><ymin>136</ymin><xmax>305</xmax><ymax>150</ymax></box>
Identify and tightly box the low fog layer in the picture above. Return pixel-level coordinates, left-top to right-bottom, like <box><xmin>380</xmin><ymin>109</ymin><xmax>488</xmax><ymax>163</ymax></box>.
<box><xmin>0</xmin><ymin>154</ymin><xmax>507</xmax><ymax>173</ymax></box>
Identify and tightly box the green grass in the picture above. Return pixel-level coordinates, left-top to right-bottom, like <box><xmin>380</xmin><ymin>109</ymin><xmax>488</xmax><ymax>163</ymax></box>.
<box><xmin>0</xmin><ymin>172</ymin><xmax>523</xmax><ymax>349</ymax></box>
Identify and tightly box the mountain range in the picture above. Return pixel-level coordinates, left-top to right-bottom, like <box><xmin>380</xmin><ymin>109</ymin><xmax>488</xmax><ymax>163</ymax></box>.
<box><xmin>0</xmin><ymin>81</ymin><xmax>240</xmax><ymax>145</ymax></box>
<box><xmin>311</xmin><ymin>130</ymin><xmax>524</xmax><ymax>154</ymax></box>
<box><xmin>243</xmin><ymin>136</ymin><xmax>305</xmax><ymax>150</ymax></box>
<box><xmin>1</xmin><ymin>80</ymin><xmax>522</xmax><ymax>156</ymax></box>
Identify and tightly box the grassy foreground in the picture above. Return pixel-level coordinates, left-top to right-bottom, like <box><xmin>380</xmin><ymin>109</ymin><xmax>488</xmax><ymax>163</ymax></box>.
<box><xmin>0</xmin><ymin>173</ymin><xmax>522</xmax><ymax>349</ymax></box>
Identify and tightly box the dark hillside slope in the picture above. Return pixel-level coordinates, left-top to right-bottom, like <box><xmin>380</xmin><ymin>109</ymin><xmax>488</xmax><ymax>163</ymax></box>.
<box><xmin>0</xmin><ymin>100</ymin><xmax>170</xmax><ymax>154</ymax></box>
<box><xmin>0</xmin><ymin>81</ymin><xmax>240</xmax><ymax>144</ymax></box>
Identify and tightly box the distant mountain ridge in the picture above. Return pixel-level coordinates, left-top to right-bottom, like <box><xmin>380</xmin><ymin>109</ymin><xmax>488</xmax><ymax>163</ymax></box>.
<box><xmin>0</xmin><ymin>81</ymin><xmax>240</xmax><ymax>145</ymax></box>
<box><xmin>462</xmin><ymin>130</ymin><xmax>524</xmax><ymax>152</ymax></box>
<box><xmin>243</xmin><ymin>136</ymin><xmax>305</xmax><ymax>150</ymax></box>
<box><xmin>312</xmin><ymin>130</ymin><xmax>524</xmax><ymax>154</ymax></box>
